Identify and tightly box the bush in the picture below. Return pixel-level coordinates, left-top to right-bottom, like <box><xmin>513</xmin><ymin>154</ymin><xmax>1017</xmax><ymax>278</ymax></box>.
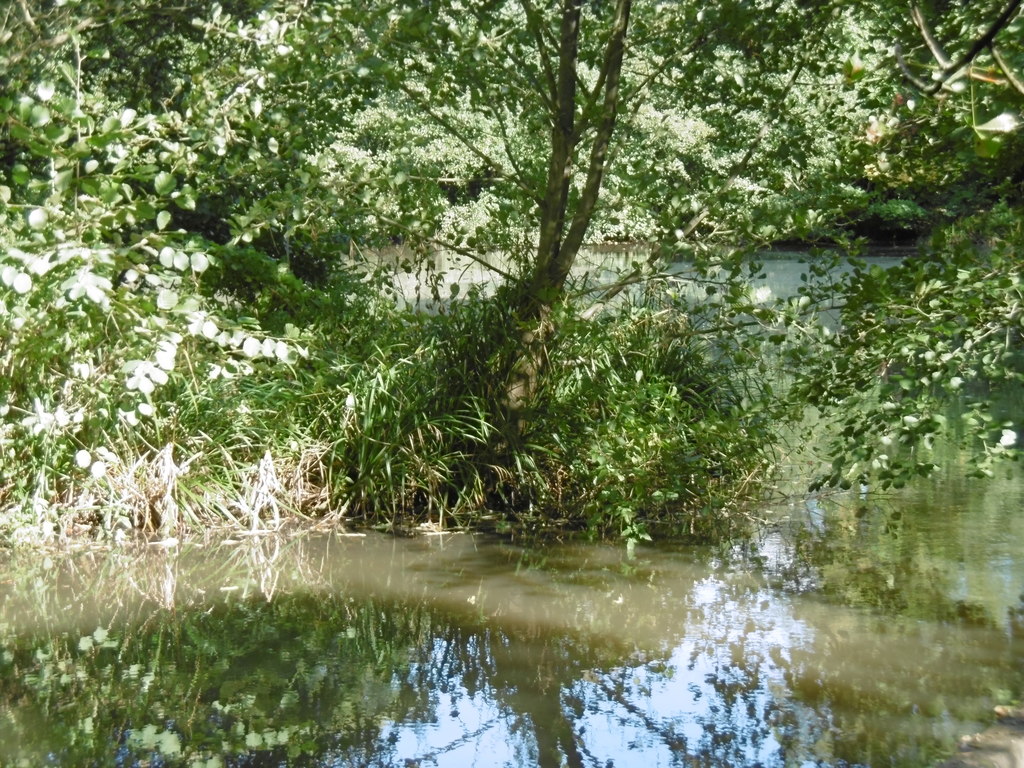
<box><xmin>528</xmin><ymin>298</ymin><xmax>775</xmax><ymax>539</ymax></box>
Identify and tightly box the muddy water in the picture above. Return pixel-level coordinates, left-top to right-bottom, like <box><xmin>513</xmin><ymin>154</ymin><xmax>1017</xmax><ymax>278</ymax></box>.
<box><xmin>1</xmin><ymin>466</ymin><xmax>1022</xmax><ymax>767</ymax></box>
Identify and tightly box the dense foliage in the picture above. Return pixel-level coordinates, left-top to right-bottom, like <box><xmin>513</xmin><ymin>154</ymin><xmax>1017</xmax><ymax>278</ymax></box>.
<box><xmin>1</xmin><ymin>0</ymin><xmax>1021</xmax><ymax>543</ymax></box>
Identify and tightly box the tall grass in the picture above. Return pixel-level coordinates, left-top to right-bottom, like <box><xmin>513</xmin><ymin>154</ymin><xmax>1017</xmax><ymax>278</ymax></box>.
<box><xmin>1</xmin><ymin>262</ymin><xmax>778</xmax><ymax>545</ymax></box>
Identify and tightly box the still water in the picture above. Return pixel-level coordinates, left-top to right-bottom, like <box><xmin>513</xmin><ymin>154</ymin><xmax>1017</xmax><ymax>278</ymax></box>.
<box><xmin>1</xmin><ymin>465</ymin><xmax>1022</xmax><ymax>767</ymax></box>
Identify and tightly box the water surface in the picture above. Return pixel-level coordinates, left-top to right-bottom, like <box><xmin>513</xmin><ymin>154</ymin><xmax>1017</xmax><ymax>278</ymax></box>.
<box><xmin>1</xmin><ymin>466</ymin><xmax>1022</xmax><ymax>767</ymax></box>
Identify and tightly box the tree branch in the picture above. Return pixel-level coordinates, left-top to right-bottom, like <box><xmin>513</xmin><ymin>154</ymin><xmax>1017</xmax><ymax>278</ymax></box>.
<box><xmin>991</xmin><ymin>43</ymin><xmax>1024</xmax><ymax>96</ymax></box>
<box><xmin>943</xmin><ymin>0</ymin><xmax>1022</xmax><ymax>83</ymax></box>
<box><xmin>493</xmin><ymin>106</ymin><xmax>541</xmax><ymax>206</ymax></box>
<box><xmin>582</xmin><ymin>57</ymin><xmax>804</xmax><ymax>320</ymax></box>
<box><xmin>910</xmin><ymin>4</ymin><xmax>952</xmax><ymax>69</ymax></box>
<box><xmin>394</xmin><ymin>80</ymin><xmax>538</xmax><ymax>204</ymax></box>
<box><xmin>894</xmin><ymin>42</ymin><xmax>935</xmax><ymax>92</ymax></box>
<box><xmin>372</xmin><ymin>213</ymin><xmax>516</xmax><ymax>281</ymax></box>
<box><xmin>531</xmin><ymin>0</ymin><xmax>582</xmax><ymax>288</ymax></box>
<box><xmin>904</xmin><ymin>0</ymin><xmax>1023</xmax><ymax>94</ymax></box>
<box><xmin>502</xmin><ymin>45</ymin><xmax>556</xmax><ymax>113</ymax></box>
<box><xmin>677</xmin><ymin>61</ymin><xmax>805</xmax><ymax>243</ymax></box>
<box><xmin>554</xmin><ymin>0</ymin><xmax>631</xmax><ymax>290</ymax></box>
<box><xmin>520</xmin><ymin>0</ymin><xmax>559</xmax><ymax>108</ymax></box>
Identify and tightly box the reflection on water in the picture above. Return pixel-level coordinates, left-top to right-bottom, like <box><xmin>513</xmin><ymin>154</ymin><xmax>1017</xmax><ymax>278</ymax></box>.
<box><xmin>0</xmin><ymin>469</ymin><xmax>1022</xmax><ymax>767</ymax></box>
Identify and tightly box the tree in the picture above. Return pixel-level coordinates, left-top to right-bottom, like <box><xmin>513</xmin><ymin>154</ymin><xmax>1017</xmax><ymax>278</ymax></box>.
<box><xmin>784</xmin><ymin>0</ymin><xmax>1023</xmax><ymax>490</ymax></box>
<box><xmin>347</xmin><ymin>0</ymin><xmax>869</xmax><ymax>433</ymax></box>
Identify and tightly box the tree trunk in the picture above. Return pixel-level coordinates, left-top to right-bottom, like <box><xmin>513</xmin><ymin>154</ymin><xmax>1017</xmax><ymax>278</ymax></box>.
<box><xmin>505</xmin><ymin>0</ymin><xmax>632</xmax><ymax>433</ymax></box>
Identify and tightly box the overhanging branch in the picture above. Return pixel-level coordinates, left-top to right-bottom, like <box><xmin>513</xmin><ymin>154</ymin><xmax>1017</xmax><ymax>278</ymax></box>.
<box><xmin>903</xmin><ymin>0</ymin><xmax>1023</xmax><ymax>95</ymax></box>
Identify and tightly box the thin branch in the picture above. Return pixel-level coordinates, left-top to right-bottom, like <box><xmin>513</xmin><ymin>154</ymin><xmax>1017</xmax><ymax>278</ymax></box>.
<box><xmin>620</xmin><ymin>41</ymin><xmax>702</xmax><ymax>118</ymax></box>
<box><xmin>991</xmin><ymin>43</ymin><xmax>1024</xmax><ymax>96</ymax></box>
<box><xmin>678</xmin><ymin>61</ymin><xmax>805</xmax><ymax>243</ymax></box>
<box><xmin>16</xmin><ymin>0</ymin><xmax>37</xmax><ymax>32</ymax></box>
<box><xmin>943</xmin><ymin>0</ymin><xmax>1022</xmax><ymax>82</ymax></box>
<box><xmin>894</xmin><ymin>43</ymin><xmax>934</xmax><ymax>91</ymax></box>
<box><xmin>576</xmin><ymin>266</ymin><xmax>672</xmax><ymax>315</ymax></box>
<box><xmin>905</xmin><ymin>0</ymin><xmax>1023</xmax><ymax>94</ymax></box>
<box><xmin>3</xmin><ymin>16</ymin><xmax>99</xmax><ymax>66</ymax></box>
<box><xmin>493</xmin><ymin>107</ymin><xmax>541</xmax><ymax>205</ymax></box>
<box><xmin>520</xmin><ymin>0</ymin><xmax>559</xmax><ymax>107</ymax></box>
<box><xmin>910</xmin><ymin>4</ymin><xmax>952</xmax><ymax>68</ymax></box>
<box><xmin>423</xmin><ymin>239</ymin><xmax>516</xmax><ymax>281</ymax></box>
<box><xmin>582</xmin><ymin>57</ymin><xmax>804</xmax><ymax>319</ymax></box>
<box><xmin>502</xmin><ymin>46</ymin><xmax>555</xmax><ymax>112</ymax></box>
<box><xmin>394</xmin><ymin>80</ymin><xmax>539</xmax><ymax>204</ymax></box>
<box><xmin>372</xmin><ymin>213</ymin><xmax>516</xmax><ymax>281</ymax></box>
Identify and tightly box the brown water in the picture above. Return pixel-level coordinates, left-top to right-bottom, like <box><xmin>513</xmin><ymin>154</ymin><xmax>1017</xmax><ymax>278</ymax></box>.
<box><xmin>0</xmin><ymin>464</ymin><xmax>1021</xmax><ymax>767</ymax></box>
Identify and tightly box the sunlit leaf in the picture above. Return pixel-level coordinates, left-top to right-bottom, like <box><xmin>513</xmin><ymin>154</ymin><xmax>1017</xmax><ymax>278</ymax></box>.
<box><xmin>274</xmin><ymin>340</ymin><xmax>294</xmax><ymax>362</ymax></box>
<box><xmin>30</xmin><ymin>104</ymin><xmax>50</xmax><ymax>127</ymax></box>
<box><xmin>157</xmin><ymin>289</ymin><xmax>179</xmax><ymax>310</ymax></box>
<box><xmin>242</xmin><ymin>337</ymin><xmax>262</xmax><ymax>358</ymax></box>
<box><xmin>36</xmin><ymin>81</ymin><xmax>56</xmax><ymax>101</ymax></box>
<box><xmin>154</xmin><ymin>171</ymin><xmax>177</xmax><ymax>195</ymax></box>
<box><xmin>27</xmin><ymin>208</ymin><xmax>48</xmax><ymax>230</ymax></box>
<box><xmin>155</xmin><ymin>345</ymin><xmax>176</xmax><ymax>371</ymax></box>
<box><xmin>190</xmin><ymin>252</ymin><xmax>209</xmax><ymax>273</ymax></box>
<box><xmin>12</xmin><ymin>273</ymin><xmax>32</xmax><ymax>294</ymax></box>
<box><xmin>975</xmin><ymin>113</ymin><xmax>1017</xmax><ymax>134</ymax></box>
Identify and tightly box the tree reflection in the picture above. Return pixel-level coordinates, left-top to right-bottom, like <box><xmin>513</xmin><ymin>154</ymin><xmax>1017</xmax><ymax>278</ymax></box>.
<box><xmin>0</xmin><ymin>527</ymin><xmax>1021</xmax><ymax>766</ymax></box>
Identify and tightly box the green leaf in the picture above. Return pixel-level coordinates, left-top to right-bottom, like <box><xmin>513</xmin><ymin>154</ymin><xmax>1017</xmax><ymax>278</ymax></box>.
<box><xmin>30</xmin><ymin>104</ymin><xmax>51</xmax><ymax>127</ymax></box>
<box><xmin>156</xmin><ymin>210</ymin><xmax>172</xmax><ymax>230</ymax></box>
<box><xmin>975</xmin><ymin>135</ymin><xmax>1004</xmax><ymax>158</ymax></box>
<box><xmin>154</xmin><ymin>172</ymin><xmax>177</xmax><ymax>195</ymax></box>
<box><xmin>54</xmin><ymin>169</ymin><xmax>75</xmax><ymax>192</ymax></box>
<box><xmin>175</xmin><ymin>184</ymin><xmax>197</xmax><ymax>210</ymax></box>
